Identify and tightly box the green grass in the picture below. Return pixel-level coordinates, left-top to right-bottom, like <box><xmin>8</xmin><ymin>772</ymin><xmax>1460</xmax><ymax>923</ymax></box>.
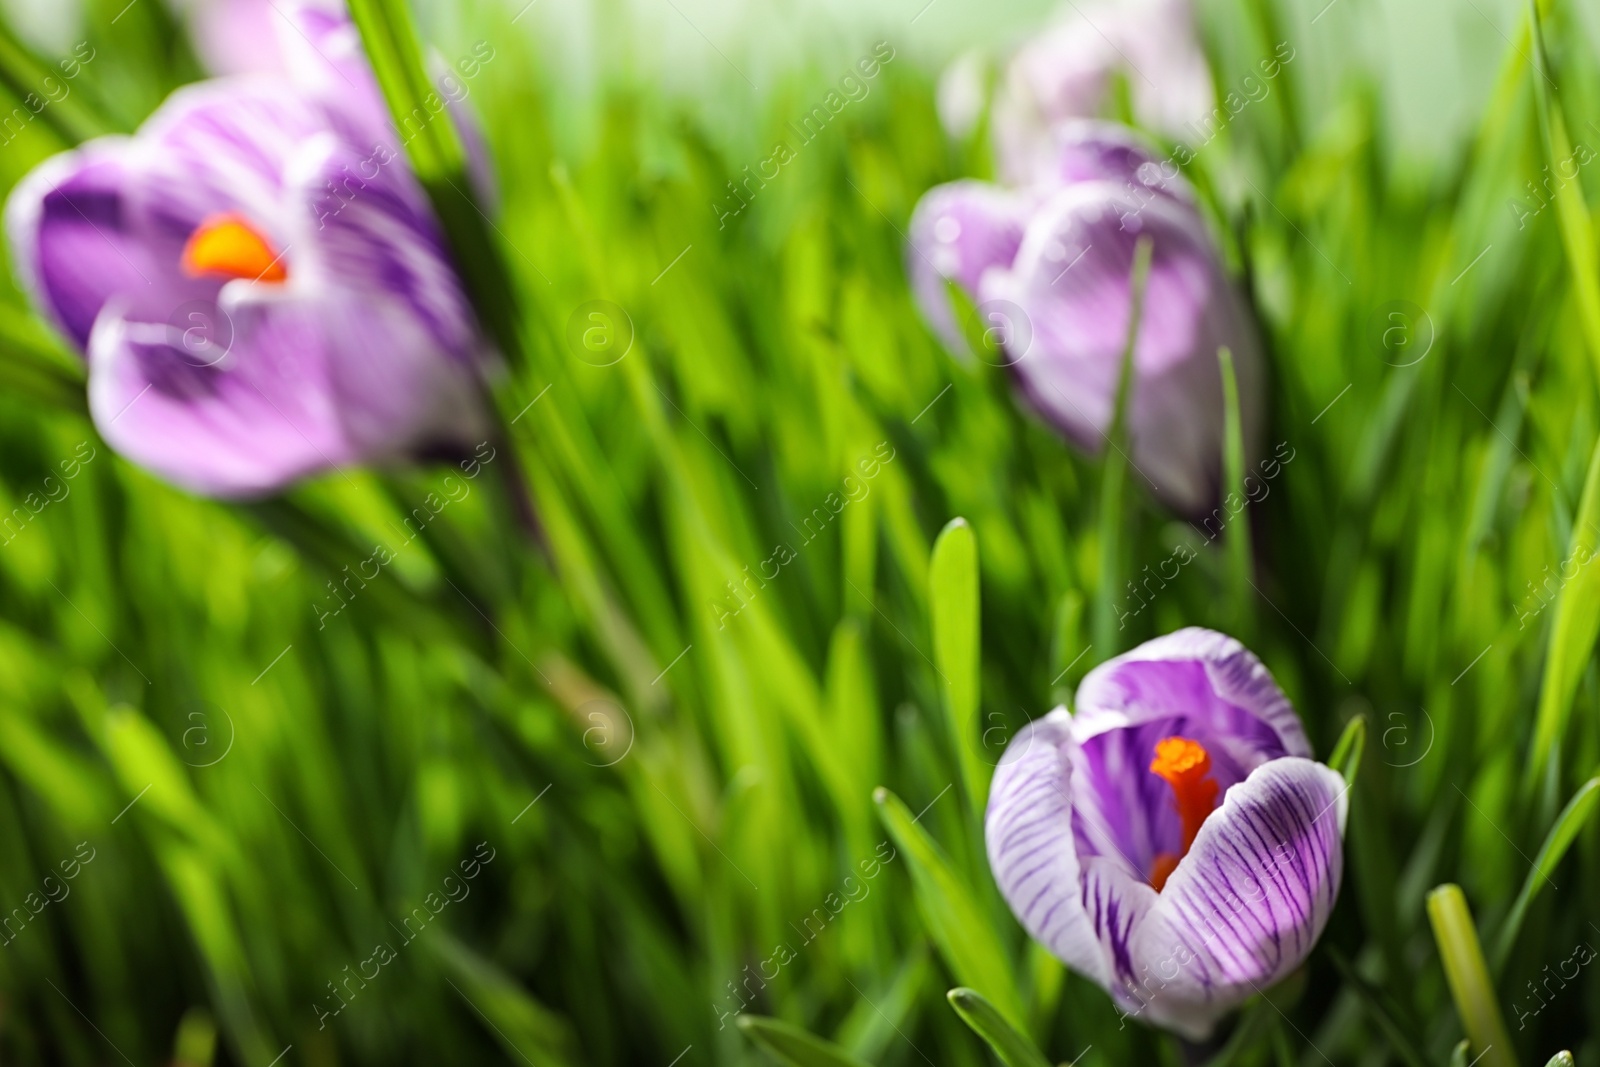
<box><xmin>0</xmin><ymin>0</ymin><xmax>1597</xmax><ymax>1064</ymax></box>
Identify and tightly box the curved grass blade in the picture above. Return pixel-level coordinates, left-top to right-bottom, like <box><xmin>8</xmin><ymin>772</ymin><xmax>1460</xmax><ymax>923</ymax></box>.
<box><xmin>946</xmin><ymin>988</ymin><xmax>1050</xmax><ymax>1067</ymax></box>
<box><xmin>1543</xmin><ymin>1054</ymin><xmax>1574</xmax><ymax>1067</ymax></box>
<box><xmin>1328</xmin><ymin>715</ymin><xmax>1366</xmax><ymax>787</ymax></box>
<box><xmin>1217</xmin><ymin>346</ymin><xmax>1251</xmax><ymax>631</ymax></box>
<box><xmin>873</xmin><ymin>787</ymin><xmax>1027</xmax><ymax>1029</ymax></box>
<box><xmin>931</xmin><ymin>517</ymin><xmax>986</xmax><ymax>818</ymax></box>
<box><xmin>1492</xmin><ymin>776</ymin><xmax>1600</xmax><ymax>971</ymax></box>
<box><xmin>1528</xmin><ymin>437</ymin><xmax>1600</xmax><ymax>785</ymax></box>
<box><xmin>736</xmin><ymin>1015</ymin><xmax>873</xmax><ymax>1067</ymax></box>
<box><xmin>1092</xmin><ymin>236</ymin><xmax>1153</xmax><ymax>655</ymax></box>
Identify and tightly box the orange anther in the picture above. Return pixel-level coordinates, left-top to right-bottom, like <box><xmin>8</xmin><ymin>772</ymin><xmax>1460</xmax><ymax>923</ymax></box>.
<box><xmin>1148</xmin><ymin>736</ymin><xmax>1220</xmax><ymax>890</ymax></box>
<box><xmin>181</xmin><ymin>213</ymin><xmax>287</xmax><ymax>283</ymax></box>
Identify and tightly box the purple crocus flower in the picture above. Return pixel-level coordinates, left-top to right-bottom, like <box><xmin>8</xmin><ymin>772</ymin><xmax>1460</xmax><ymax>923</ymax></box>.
<box><xmin>908</xmin><ymin>121</ymin><xmax>1258</xmax><ymax>516</ymax></box>
<box><xmin>5</xmin><ymin>5</ymin><xmax>489</xmax><ymax>498</ymax></box>
<box><xmin>986</xmin><ymin>628</ymin><xmax>1347</xmax><ymax>1039</ymax></box>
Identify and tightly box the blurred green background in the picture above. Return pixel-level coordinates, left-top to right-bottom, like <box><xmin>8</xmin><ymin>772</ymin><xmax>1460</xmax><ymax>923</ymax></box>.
<box><xmin>0</xmin><ymin>0</ymin><xmax>1599</xmax><ymax>1064</ymax></box>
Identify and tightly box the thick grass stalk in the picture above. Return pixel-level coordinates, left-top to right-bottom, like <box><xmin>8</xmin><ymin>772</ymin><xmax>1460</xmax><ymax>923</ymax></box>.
<box><xmin>1092</xmin><ymin>236</ymin><xmax>1154</xmax><ymax>655</ymax></box>
<box><xmin>930</xmin><ymin>517</ymin><xmax>987</xmax><ymax>820</ymax></box>
<box><xmin>1427</xmin><ymin>885</ymin><xmax>1518</xmax><ymax>1067</ymax></box>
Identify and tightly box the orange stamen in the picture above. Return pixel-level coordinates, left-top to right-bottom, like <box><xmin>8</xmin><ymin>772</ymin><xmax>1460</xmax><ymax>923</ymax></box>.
<box><xmin>1148</xmin><ymin>736</ymin><xmax>1219</xmax><ymax>891</ymax></box>
<box><xmin>181</xmin><ymin>213</ymin><xmax>287</xmax><ymax>283</ymax></box>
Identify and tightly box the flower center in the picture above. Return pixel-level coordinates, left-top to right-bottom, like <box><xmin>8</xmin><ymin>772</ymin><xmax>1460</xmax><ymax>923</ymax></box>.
<box><xmin>1148</xmin><ymin>736</ymin><xmax>1219</xmax><ymax>891</ymax></box>
<box><xmin>181</xmin><ymin>213</ymin><xmax>287</xmax><ymax>283</ymax></box>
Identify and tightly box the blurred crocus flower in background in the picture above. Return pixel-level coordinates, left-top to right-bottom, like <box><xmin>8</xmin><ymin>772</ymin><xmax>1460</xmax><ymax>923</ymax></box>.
<box><xmin>171</xmin><ymin>0</ymin><xmax>343</xmax><ymax>77</ymax></box>
<box><xmin>986</xmin><ymin>628</ymin><xmax>1347</xmax><ymax>1039</ymax></box>
<box><xmin>908</xmin><ymin>121</ymin><xmax>1259</xmax><ymax>515</ymax></box>
<box><xmin>5</xmin><ymin>4</ymin><xmax>491</xmax><ymax>497</ymax></box>
<box><xmin>951</xmin><ymin>0</ymin><xmax>1214</xmax><ymax>184</ymax></box>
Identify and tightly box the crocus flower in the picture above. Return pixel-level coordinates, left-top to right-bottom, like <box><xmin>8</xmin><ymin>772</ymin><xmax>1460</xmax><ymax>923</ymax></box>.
<box><xmin>5</xmin><ymin>5</ymin><xmax>490</xmax><ymax>497</ymax></box>
<box><xmin>986</xmin><ymin>628</ymin><xmax>1347</xmax><ymax>1039</ymax></box>
<box><xmin>908</xmin><ymin>122</ymin><xmax>1258</xmax><ymax>516</ymax></box>
<box><xmin>986</xmin><ymin>0</ymin><xmax>1214</xmax><ymax>185</ymax></box>
<box><xmin>168</xmin><ymin>0</ymin><xmax>345</xmax><ymax>78</ymax></box>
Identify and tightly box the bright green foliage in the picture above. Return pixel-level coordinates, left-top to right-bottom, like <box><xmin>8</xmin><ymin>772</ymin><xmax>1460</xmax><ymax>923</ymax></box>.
<box><xmin>0</xmin><ymin>0</ymin><xmax>1596</xmax><ymax>1064</ymax></box>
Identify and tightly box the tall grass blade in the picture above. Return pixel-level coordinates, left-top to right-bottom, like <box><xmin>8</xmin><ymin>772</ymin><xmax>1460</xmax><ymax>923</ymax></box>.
<box><xmin>1492</xmin><ymin>776</ymin><xmax>1600</xmax><ymax>970</ymax></box>
<box><xmin>1525</xmin><ymin>0</ymin><xmax>1600</xmax><ymax>376</ymax></box>
<box><xmin>735</xmin><ymin>1015</ymin><xmax>874</xmax><ymax>1067</ymax></box>
<box><xmin>1528</xmin><ymin>437</ymin><xmax>1600</xmax><ymax>784</ymax></box>
<box><xmin>930</xmin><ymin>517</ymin><xmax>986</xmax><ymax>818</ymax></box>
<box><xmin>1328</xmin><ymin>714</ymin><xmax>1366</xmax><ymax>787</ymax></box>
<box><xmin>1092</xmin><ymin>236</ymin><xmax>1153</xmax><ymax>655</ymax></box>
<box><xmin>873</xmin><ymin>787</ymin><xmax>1027</xmax><ymax>1030</ymax></box>
<box><xmin>1217</xmin><ymin>346</ymin><xmax>1251</xmax><ymax>630</ymax></box>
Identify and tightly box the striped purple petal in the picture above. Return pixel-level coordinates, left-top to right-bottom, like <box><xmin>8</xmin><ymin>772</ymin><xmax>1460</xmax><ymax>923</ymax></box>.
<box><xmin>88</xmin><ymin>290</ymin><xmax>486</xmax><ymax>497</ymax></box>
<box><xmin>1074</xmin><ymin>628</ymin><xmax>1310</xmax><ymax>760</ymax></box>
<box><xmin>985</xmin><ymin>710</ymin><xmax>1116</xmax><ymax>988</ymax></box>
<box><xmin>1125</xmin><ymin>757</ymin><xmax>1347</xmax><ymax>1038</ymax></box>
<box><xmin>5</xmin><ymin>144</ymin><xmax>210</xmax><ymax>350</ymax></box>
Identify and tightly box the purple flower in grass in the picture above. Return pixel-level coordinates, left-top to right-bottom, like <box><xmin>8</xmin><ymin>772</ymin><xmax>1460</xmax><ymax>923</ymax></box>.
<box><xmin>5</xmin><ymin>6</ymin><xmax>490</xmax><ymax>498</ymax></box>
<box><xmin>986</xmin><ymin>628</ymin><xmax>1347</xmax><ymax>1040</ymax></box>
<box><xmin>909</xmin><ymin>122</ymin><xmax>1258</xmax><ymax>516</ymax></box>
<box><xmin>987</xmin><ymin>0</ymin><xmax>1214</xmax><ymax>186</ymax></box>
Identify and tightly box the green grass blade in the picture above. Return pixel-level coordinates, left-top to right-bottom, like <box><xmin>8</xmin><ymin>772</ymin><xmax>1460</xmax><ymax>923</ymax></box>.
<box><xmin>1328</xmin><ymin>714</ymin><xmax>1366</xmax><ymax>787</ymax></box>
<box><xmin>432</xmin><ymin>933</ymin><xmax>577</xmax><ymax>1067</ymax></box>
<box><xmin>1092</xmin><ymin>236</ymin><xmax>1153</xmax><ymax>655</ymax></box>
<box><xmin>1542</xmin><ymin>1053</ymin><xmax>1575</xmax><ymax>1067</ymax></box>
<box><xmin>946</xmin><ymin>988</ymin><xmax>1051</xmax><ymax>1067</ymax></box>
<box><xmin>1202</xmin><ymin>1001</ymin><xmax>1275</xmax><ymax>1067</ymax></box>
<box><xmin>873</xmin><ymin>787</ymin><xmax>1027</xmax><ymax>1030</ymax></box>
<box><xmin>930</xmin><ymin>517</ymin><xmax>987</xmax><ymax>818</ymax></box>
<box><xmin>0</xmin><ymin>22</ymin><xmax>112</xmax><ymax>145</ymax></box>
<box><xmin>1325</xmin><ymin>948</ymin><xmax>1432</xmax><ymax>1067</ymax></box>
<box><xmin>735</xmin><ymin>1015</ymin><xmax>873</xmax><ymax>1067</ymax></box>
<box><xmin>1529</xmin><ymin>437</ymin><xmax>1600</xmax><ymax>784</ymax></box>
<box><xmin>1492</xmin><ymin>776</ymin><xmax>1600</xmax><ymax>970</ymax></box>
<box><xmin>1427</xmin><ymin>885</ymin><xmax>1519</xmax><ymax>1067</ymax></box>
<box><xmin>1217</xmin><ymin>346</ymin><xmax>1251</xmax><ymax>631</ymax></box>
<box><xmin>1526</xmin><ymin>0</ymin><xmax>1600</xmax><ymax>376</ymax></box>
